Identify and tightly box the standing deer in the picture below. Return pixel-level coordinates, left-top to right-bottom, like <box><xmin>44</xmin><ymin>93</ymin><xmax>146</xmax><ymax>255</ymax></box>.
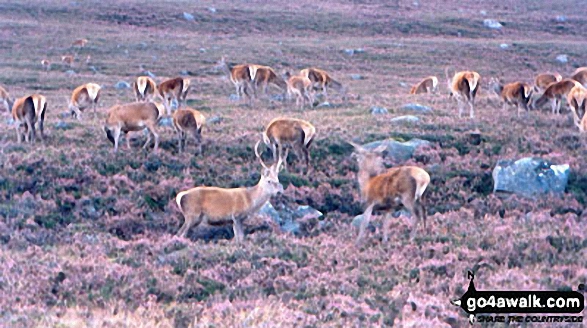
<box><xmin>133</xmin><ymin>76</ymin><xmax>158</xmax><ymax>102</ymax></box>
<box><xmin>489</xmin><ymin>78</ymin><xmax>533</xmax><ymax>117</ymax></box>
<box><xmin>349</xmin><ymin>142</ymin><xmax>430</xmax><ymax>245</ymax></box>
<box><xmin>568</xmin><ymin>84</ymin><xmax>587</xmax><ymax>127</ymax></box>
<box><xmin>285</xmin><ymin>73</ymin><xmax>314</xmax><ymax>109</ymax></box>
<box><xmin>214</xmin><ymin>57</ymin><xmax>254</xmax><ymax>104</ymax></box>
<box><xmin>261</xmin><ymin>117</ymin><xmax>316</xmax><ymax>173</ymax></box>
<box><xmin>12</xmin><ymin>94</ymin><xmax>48</xmax><ymax>143</ymax></box>
<box><xmin>446</xmin><ymin>68</ymin><xmax>481</xmax><ymax>118</ymax></box>
<box><xmin>102</xmin><ymin>102</ymin><xmax>160</xmax><ymax>152</ymax></box>
<box><xmin>175</xmin><ymin>141</ymin><xmax>284</xmax><ymax>243</ymax></box>
<box><xmin>69</xmin><ymin>83</ymin><xmax>101</xmax><ymax>119</ymax></box>
<box><xmin>172</xmin><ymin>107</ymin><xmax>206</xmax><ymax>154</ymax></box>
<box><xmin>300</xmin><ymin>67</ymin><xmax>346</xmax><ymax>102</ymax></box>
<box><xmin>0</xmin><ymin>85</ymin><xmax>14</xmax><ymax>112</ymax></box>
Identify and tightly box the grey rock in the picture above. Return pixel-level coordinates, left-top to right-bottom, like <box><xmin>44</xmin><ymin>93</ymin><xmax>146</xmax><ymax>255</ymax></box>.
<box><xmin>555</xmin><ymin>15</ymin><xmax>566</xmax><ymax>22</ymax></box>
<box><xmin>492</xmin><ymin>157</ymin><xmax>570</xmax><ymax>196</ymax></box>
<box><xmin>556</xmin><ymin>54</ymin><xmax>568</xmax><ymax>63</ymax></box>
<box><xmin>362</xmin><ymin>138</ymin><xmax>431</xmax><ymax>161</ymax></box>
<box><xmin>207</xmin><ymin>7</ymin><xmax>216</xmax><ymax>13</ymax></box>
<box><xmin>371</xmin><ymin>106</ymin><xmax>388</xmax><ymax>115</ymax></box>
<box><xmin>399</xmin><ymin>82</ymin><xmax>408</xmax><ymax>87</ymax></box>
<box><xmin>343</xmin><ymin>49</ymin><xmax>355</xmax><ymax>56</ymax></box>
<box><xmin>207</xmin><ymin>116</ymin><xmax>223</xmax><ymax>125</ymax></box>
<box><xmin>350</xmin><ymin>74</ymin><xmax>365</xmax><ymax>80</ymax></box>
<box><xmin>114</xmin><ymin>81</ymin><xmax>131</xmax><ymax>89</ymax></box>
<box><xmin>270</xmin><ymin>94</ymin><xmax>285</xmax><ymax>102</ymax></box>
<box><xmin>400</xmin><ymin>103</ymin><xmax>433</xmax><ymax>113</ymax></box>
<box><xmin>143</xmin><ymin>70</ymin><xmax>156</xmax><ymax>78</ymax></box>
<box><xmin>5</xmin><ymin>118</ymin><xmax>14</xmax><ymax>125</ymax></box>
<box><xmin>258</xmin><ymin>203</ymin><xmax>323</xmax><ymax>236</ymax></box>
<box><xmin>316</xmin><ymin>101</ymin><xmax>332</xmax><ymax>108</ymax></box>
<box><xmin>391</xmin><ymin>115</ymin><xmax>420</xmax><ymax>124</ymax></box>
<box><xmin>480</xmin><ymin>10</ymin><xmax>487</xmax><ymax>16</ymax></box>
<box><xmin>183</xmin><ymin>12</ymin><xmax>195</xmax><ymax>21</ymax></box>
<box><xmin>483</xmin><ymin>19</ymin><xmax>502</xmax><ymax>29</ymax></box>
<box><xmin>199</xmin><ymin>47</ymin><xmax>207</xmax><ymax>53</ymax></box>
<box><xmin>54</xmin><ymin>121</ymin><xmax>72</xmax><ymax>130</ymax></box>
<box><xmin>88</xmin><ymin>66</ymin><xmax>98</xmax><ymax>73</ymax></box>
<box><xmin>229</xmin><ymin>94</ymin><xmax>240</xmax><ymax>101</ymax></box>
<box><xmin>65</xmin><ymin>70</ymin><xmax>76</xmax><ymax>75</ymax></box>
<box><xmin>500</xmin><ymin>43</ymin><xmax>509</xmax><ymax>49</ymax></box>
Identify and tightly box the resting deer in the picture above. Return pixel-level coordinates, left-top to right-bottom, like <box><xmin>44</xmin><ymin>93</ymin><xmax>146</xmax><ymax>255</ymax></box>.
<box><xmin>568</xmin><ymin>84</ymin><xmax>587</xmax><ymax>127</ymax></box>
<box><xmin>69</xmin><ymin>82</ymin><xmax>101</xmax><ymax>119</ymax></box>
<box><xmin>532</xmin><ymin>78</ymin><xmax>580</xmax><ymax>114</ymax></box>
<box><xmin>172</xmin><ymin>107</ymin><xmax>206</xmax><ymax>154</ymax></box>
<box><xmin>534</xmin><ymin>73</ymin><xmax>562</xmax><ymax>93</ymax></box>
<box><xmin>175</xmin><ymin>141</ymin><xmax>284</xmax><ymax>243</ymax></box>
<box><xmin>214</xmin><ymin>57</ymin><xmax>254</xmax><ymax>103</ymax></box>
<box><xmin>446</xmin><ymin>68</ymin><xmax>481</xmax><ymax>118</ymax></box>
<box><xmin>102</xmin><ymin>102</ymin><xmax>160</xmax><ymax>152</ymax></box>
<box><xmin>285</xmin><ymin>73</ymin><xmax>314</xmax><ymax>109</ymax></box>
<box><xmin>349</xmin><ymin>142</ymin><xmax>430</xmax><ymax>245</ymax></box>
<box><xmin>133</xmin><ymin>76</ymin><xmax>158</xmax><ymax>102</ymax></box>
<box><xmin>261</xmin><ymin>117</ymin><xmax>316</xmax><ymax>173</ymax></box>
<box><xmin>300</xmin><ymin>67</ymin><xmax>346</xmax><ymax>102</ymax></box>
<box><xmin>0</xmin><ymin>85</ymin><xmax>14</xmax><ymax>112</ymax></box>
<box><xmin>489</xmin><ymin>78</ymin><xmax>533</xmax><ymax>117</ymax></box>
<box><xmin>12</xmin><ymin>94</ymin><xmax>48</xmax><ymax>143</ymax></box>
<box><xmin>409</xmin><ymin>76</ymin><xmax>439</xmax><ymax>94</ymax></box>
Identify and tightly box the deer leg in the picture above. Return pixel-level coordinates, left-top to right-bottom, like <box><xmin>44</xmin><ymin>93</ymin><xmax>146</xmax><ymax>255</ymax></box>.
<box><xmin>26</xmin><ymin>116</ymin><xmax>36</xmax><ymax>144</ymax></box>
<box><xmin>469</xmin><ymin>101</ymin><xmax>475</xmax><ymax>119</ymax></box>
<box><xmin>232</xmin><ymin>215</ymin><xmax>245</xmax><ymax>244</ymax></box>
<box><xmin>356</xmin><ymin>203</ymin><xmax>374</xmax><ymax>246</ymax></box>
<box><xmin>177</xmin><ymin>213</ymin><xmax>203</xmax><ymax>238</ymax></box>
<box><xmin>191</xmin><ymin>129</ymin><xmax>202</xmax><ymax>154</ymax></box>
<box><xmin>151</xmin><ymin>125</ymin><xmax>159</xmax><ymax>152</ymax></box>
<box><xmin>382</xmin><ymin>212</ymin><xmax>393</xmax><ymax>244</ymax></box>
<box><xmin>113</xmin><ymin>128</ymin><xmax>121</xmax><ymax>153</ymax></box>
<box><xmin>15</xmin><ymin>125</ymin><xmax>22</xmax><ymax>143</ymax></box>
<box><xmin>126</xmin><ymin>132</ymin><xmax>131</xmax><ymax>149</ymax></box>
<box><xmin>142</xmin><ymin>129</ymin><xmax>152</xmax><ymax>150</ymax></box>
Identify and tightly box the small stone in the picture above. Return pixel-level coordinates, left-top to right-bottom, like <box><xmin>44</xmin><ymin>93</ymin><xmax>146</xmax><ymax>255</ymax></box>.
<box><xmin>158</xmin><ymin>117</ymin><xmax>173</xmax><ymax>127</ymax></box>
<box><xmin>65</xmin><ymin>70</ymin><xmax>76</xmax><ymax>75</ymax></box>
<box><xmin>229</xmin><ymin>94</ymin><xmax>240</xmax><ymax>101</ymax></box>
<box><xmin>316</xmin><ymin>102</ymin><xmax>332</xmax><ymax>108</ymax></box>
<box><xmin>143</xmin><ymin>70</ymin><xmax>156</xmax><ymax>78</ymax></box>
<box><xmin>207</xmin><ymin>116</ymin><xmax>223</xmax><ymax>125</ymax></box>
<box><xmin>370</xmin><ymin>106</ymin><xmax>388</xmax><ymax>115</ymax></box>
<box><xmin>500</xmin><ymin>43</ymin><xmax>509</xmax><ymax>49</ymax></box>
<box><xmin>343</xmin><ymin>49</ymin><xmax>355</xmax><ymax>56</ymax></box>
<box><xmin>483</xmin><ymin>19</ymin><xmax>502</xmax><ymax>29</ymax></box>
<box><xmin>350</xmin><ymin>74</ymin><xmax>364</xmax><ymax>80</ymax></box>
<box><xmin>183</xmin><ymin>12</ymin><xmax>194</xmax><ymax>21</ymax></box>
<box><xmin>556</xmin><ymin>54</ymin><xmax>568</xmax><ymax>63</ymax></box>
<box><xmin>400</xmin><ymin>103</ymin><xmax>433</xmax><ymax>113</ymax></box>
<box><xmin>555</xmin><ymin>15</ymin><xmax>566</xmax><ymax>23</ymax></box>
<box><xmin>207</xmin><ymin>7</ymin><xmax>216</xmax><ymax>13</ymax></box>
<box><xmin>391</xmin><ymin>115</ymin><xmax>420</xmax><ymax>124</ymax></box>
<box><xmin>114</xmin><ymin>81</ymin><xmax>131</xmax><ymax>89</ymax></box>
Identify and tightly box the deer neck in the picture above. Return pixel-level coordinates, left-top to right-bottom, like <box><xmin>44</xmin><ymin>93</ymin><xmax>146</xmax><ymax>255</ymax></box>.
<box><xmin>247</xmin><ymin>182</ymin><xmax>272</xmax><ymax>214</ymax></box>
<box><xmin>357</xmin><ymin>165</ymin><xmax>383</xmax><ymax>196</ymax></box>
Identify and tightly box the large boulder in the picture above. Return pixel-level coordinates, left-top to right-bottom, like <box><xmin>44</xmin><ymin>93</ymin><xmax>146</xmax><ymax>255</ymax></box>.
<box><xmin>362</xmin><ymin>138</ymin><xmax>431</xmax><ymax>162</ymax></box>
<box><xmin>258</xmin><ymin>203</ymin><xmax>323</xmax><ymax>236</ymax></box>
<box><xmin>492</xmin><ymin>157</ymin><xmax>570</xmax><ymax>196</ymax></box>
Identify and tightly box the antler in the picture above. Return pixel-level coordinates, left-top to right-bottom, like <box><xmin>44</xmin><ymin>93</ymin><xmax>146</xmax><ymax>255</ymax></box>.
<box><xmin>254</xmin><ymin>140</ymin><xmax>269</xmax><ymax>170</ymax></box>
<box><xmin>348</xmin><ymin>141</ymin><xmax>365</xmax><ymax>152</ymax></box>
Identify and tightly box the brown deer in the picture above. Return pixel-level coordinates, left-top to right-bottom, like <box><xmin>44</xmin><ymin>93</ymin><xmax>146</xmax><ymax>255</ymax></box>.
<box><xmin>172</xmin><ymin>107</ymin><xmax>206</xmax><ymax>154</ymax></box>
<box><xmin>532</xmin><ymin>78</ymin><xmax>580</xmax><ymax>114</ymax></box>
<box><xmin>69</xmin><ymin>83</ymin><xmax>101</xmax><ymax>119</ymax></box>
<box><xmin>133</xmin><ymin>76</ymin><xmax>157</xmax><ymax>102</ymax></box>
<box><xmin>0</xmin><ymin>85</ymin><xmax>14</xmax><ymax>112</ymax></box>
<box><xmin>410</xmin><ymin>76</ymin><xmax>439</xmax><ymax>94</ymax></box>
<box><xmin>12</xmin><ymin>94</ymin><xmax>48</xmax><ymax>143</ymax></box>
<box><xmin>285</xmin><ymin>74</ymin><xmax>314</xmax><ymax>109</ymax></box>
<box><xmin>175</xmin><ymin>141</ymin><xmax>284</xmax><ymax>243</ymax></box>
<box><xmin>102</xmin><ymin>102</ymin><xmax>160</xmax><ymax>152</ymax></box>
<box><xmin>349</xmin><ymin>142</ymin><xmax>430</xmax><ymax>245</ymax></box>
<box><xmin>300</xmin><ymin>67</ymin><xmax>346</xmax><ymax>101</ymax></box>
<box><xmin>534</xmin><ymin>72</ymin><xmax>562</xmax><ymax>93</ymax></box>
<box><xmin>446</xmin><ymin>68</ymin><xmax>481</xmax><ymax>118</ymax></box>
<box><xmin>261</xmin><ymin>117</ymin><xmax>316</xmax><ymax>173</ymax></box>
<box><xmin>214</xmin><ymin>57</ymin><xmax>254</xmax><ymax>104</ymax></box>
<box><xmin>567</xmin><ymin>84</ymin><xmax>587</xmax><ymax>127</ymax></box>
<box><xmin>489</xmin><ymin>78</ymin><xmax>533</xmax><ymax>117</ymax></box>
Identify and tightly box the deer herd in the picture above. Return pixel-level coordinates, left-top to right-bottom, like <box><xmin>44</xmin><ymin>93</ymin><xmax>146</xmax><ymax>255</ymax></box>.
<box><xmin>2</xmin><ymin>47</ymin><xmax>587</xmax><ymax>247</ymax></box>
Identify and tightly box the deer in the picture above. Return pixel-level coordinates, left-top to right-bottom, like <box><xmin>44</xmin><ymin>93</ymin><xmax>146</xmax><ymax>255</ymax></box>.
<box><xmin>571</xmin><ymin>68</ymin><xmax>587</xmax><ymax>87</ymax></box>
<box><xmin>172</xmin><ymin>107</ymin><xmax>206</xmax><ymax>154</ymax></box>
<box><xmin>69</xmin><ymin>83</ymin><xmax>101</xmax><ymax>119</ymax></box>
<box><xmin>260</xmin><ymin>117</ymin><xmax>316</xmax><ymax>173</ymax></box>
<box><xmin>133</xmin><ymin>76</ymin><xmax>158</xmax><ymax>102</ymax></box>
<box><xmin>349</xmin><ymin>141</ymin><xmax>430</xmax><ymax>245</ymax></box>
<box><xmin>285</xmin><ymin>73</ymin><xmax>314</xmax><ymax>109</ymax></box>
<box><xmin>445</xmin><ymin>68</ymin><xmax>481</xmax><ymax>118</ymax></box>
<box><xmin>567</xmin><ymin>84</ymin><xmax>587</xmax><ymax>128</ymax></box>
<box><xmin>41</xmin><ymin>59</ymin><xmax>51</xmax><ymax>72</ymax></box>
<box><xmin>214</xmin><ymin>57</ymin><xmax>254</xmax><ymax>104</ymax></box>
<box><xmin>531</xmin><ymin>78</ymin><xmax>580</xmax><ymax>114</ymax></box>
<box><xmin>488</xmin><ymin>78</ymin><xmax>533</xmax><ymax>117</ymax></box>
<box><xmin>175</xmin><ymin>141</ymin><xmax>284</xmax><ymax>243</ymax></box>
<box><xmin>102</xmin><ymin>102</ymin><xmax>160</xmax><ymax>153</ymax></box>
<box><xmin>158</xmin><ymin>77</ymin><xmax>185</xmax><ymax>116</ymax></box>
<box><xmin>299</xmin><ymin>67</ymin><xmax>346</xmax><ymax>102</ymax></box>
<box><xmin>250</xmin><ymin>65</ymin><xmax>288</xmax><ymax>101</ymax></box>
<box><xmin>12</xmin><ymin>94</ymin><xmax>47</xmax><ymax>143</ymax></box>
<box><xmin>72</xmin><ymin>38</ymin><xmax>88</xmax><ymax>48</ymax></box>
<box><xmin>0</xmin><ymin>85</ymin><xmax>14</xmax><ymax>112</ymax></box>
<box><xmin>61</xmin><ymin>55</ymin><xmax>74</xmax><ymax>68</ymax></box>
<box><xmin>409</xmin><ymin>76</ymin><xmax>439</xmax><ymax>94</ymax></box>
<box><xmin>534</xmin><ymin>72</ymin><xmax>562</xmax><ymax>93</ymax></box>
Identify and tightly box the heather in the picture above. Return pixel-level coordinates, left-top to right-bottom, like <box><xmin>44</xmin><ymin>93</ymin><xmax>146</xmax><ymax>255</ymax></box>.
<box><xmin>0</xmin><ymin>0</ymin><xmax>586</xmax><ymax>327</ymax></box>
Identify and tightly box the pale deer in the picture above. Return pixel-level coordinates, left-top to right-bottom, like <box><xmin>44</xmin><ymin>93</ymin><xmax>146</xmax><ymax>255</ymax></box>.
<box><xmin>349</xmin><ymin>142</ymin><xmax>430</xmax><ymax>245</ymax></box>
<box><xmin>300</xmin><ymin>67</ymin><xmax>346</xmax><ymax>101</ymax></box>
<box><xmin>158</xmin><ymin>77</ymin><xmax>185</xmax><ymax>115</ymax></box>
<box><xmin>0</xmin><ymin>85</ymin><xmax>14</xmax><ymax>112</ymax></box>
<box><xmin>261</xmin><ymin>117</ymin><xmax>316</xmax><ymax>173</ymax></box>
<box><xmin>175</xmin><ymin>141</ymin><xmax>284</xmax><ymax>243</ymax></box>
<box><xmin>12</xmin><ymin>94</ymin><xmax>47</xmax><ymax>143</ymax></box>
<box><xmin>103</xmin><ymin>102</ymin><xmax>160</xmax><ymax>152</ymax></box>
<box><xmin>214</xmin><ymin>57</ymin><xmax>254</xmax><ymax>103</ymax></box>
<box><xmin>410</xmin><ymin>76</ymin><xmax>439</xmax><ymax>94</ymax></box>
<box><xmin>534</xmin><ymin>72</ymin><xmax>562</xmax><ymax>93</ymax></box>
<box><xmin>133</xmin><ymin>76</ymin><xmax>157</xmax><ymax>102</ymax></box>
<box><xmin>69</xmin><ymin>83</ymin><xmax>101</xmax><ymax>119</ymax></box>
<box><xmin>567</xmin><ymin>84</ymin><xmax>587</xmax><ymax>127</ymax></box>
<box><xmin>285</xmin><ymin>74</ymin><xmax>314</xmax><ymax>109</ymax></box>
<box><xmin>172</xmin><ymin>107</ymin><xmax>206</xmax><ymax>154</ymax></box>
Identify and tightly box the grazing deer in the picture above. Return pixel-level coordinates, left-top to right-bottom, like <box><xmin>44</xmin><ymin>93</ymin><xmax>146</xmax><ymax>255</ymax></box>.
<box><xmin>532</xmin><ymin>78</ymin><xmax>580</xmax><ymax>114</ymax></box>
<box><xmin>214</xmin><ymin>57</ymin><xmax>254</xmax><ymax>103</ymax></box>
<box><xmin>534</xmin><ymin>72</ymin><xmax>562</xmax><ymax>93</ymax></box>
<box><xmin>261</xmin><ymin>117</ymin><xmax>316</xmax><ymax>173</ymax></box>
<box><xmin>41</xmin><ymin>59</ymin><xmax>51</xmax><ymax>72</ymax></box>
<box><xmin>102</xmin><ymin>102</ymin><xmax>160</xmax><ymax>152</ymax></box>
<box><xmin>69</xmin><ymin>83</ymin><xmax>101</xmax><ymax>119</ymax></box>
<box><xmin>158</xmin><ymin>77</ymin><xmax>185</xmax><ymax>115</ymax></box>
<box><xmin>349</xmin><ymin>142</ymin><xmax>430</xmax><ymax>245</ymax></box>
<box><xmin>12</xmin><ymin>94</ymin><xmax>47</xmax><ymax>143</ymax></box>
<box><xmin>300</xmin><ymin>67</ymin><xmax>346</xmax><ymax>101</ymax></box>
<box><xmin>285</xmin><ymin>73</ymin><xmax>314</xmax><ymax>109</ymax></box>
<box><xmin>409</xmin><ymin>76</ymin><xmax>439</xmax><ymax>94</ymax></box>
<box><xmin>571</xmin><ymin>69</ymin><xmax>587</xmax><ymax>87</ymax></box>
<box><xmin>133</xmin><ymin>76</ymin><xmax>158</xmax><ymax>102</ymax></box>
<box><xmin>61</xmin><ymin>55</ymin><xmax>74</xmax><ymax>67</ymax></box>
<box><xmin>488</xmin><ymin>78</ymin><xmax>533</xmax><ymax>117</ymax></box>
<box><xmin>250</xmin><ymin>65</ymin><xmax>287</xmax><ymax>100</ymax></box>
<box><xmin>180</xmin><ymin>78</ymin><xmax>191</xmax><ymax>104</ymax></box>
<box><xmin>72</xmin><ymin>38</ymin><xmax>88</xmax><ymax>48</ymax></box>
<box><xmin>175</xmin><ymin>141</ymin><xmax>284</xmax><ymax>243</ymax></box>
<box><xmin>172</xmin><ymin>107</ymin><xmax>206</xmax><ymax>154</ymax></box>
<box><xmin>567</xmin><ymin>84</ymin><xmax>587</xmax><ymax>127</ymax></box>
<box><xmin>0</xmin><ymin>85</ymin><xmax>14</xmax><ymax>112</ymax></box>
<box><xmin>446</xmin><ymin>68</ymin><xmax>481</xmax><ymax>118</ymax></box>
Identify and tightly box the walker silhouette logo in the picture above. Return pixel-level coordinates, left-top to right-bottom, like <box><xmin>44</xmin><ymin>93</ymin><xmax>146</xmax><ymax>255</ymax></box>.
<box><xmin>451</xmin><ymin>271</ymin><xmax>585</xmax><ymax>325</ymax></box>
